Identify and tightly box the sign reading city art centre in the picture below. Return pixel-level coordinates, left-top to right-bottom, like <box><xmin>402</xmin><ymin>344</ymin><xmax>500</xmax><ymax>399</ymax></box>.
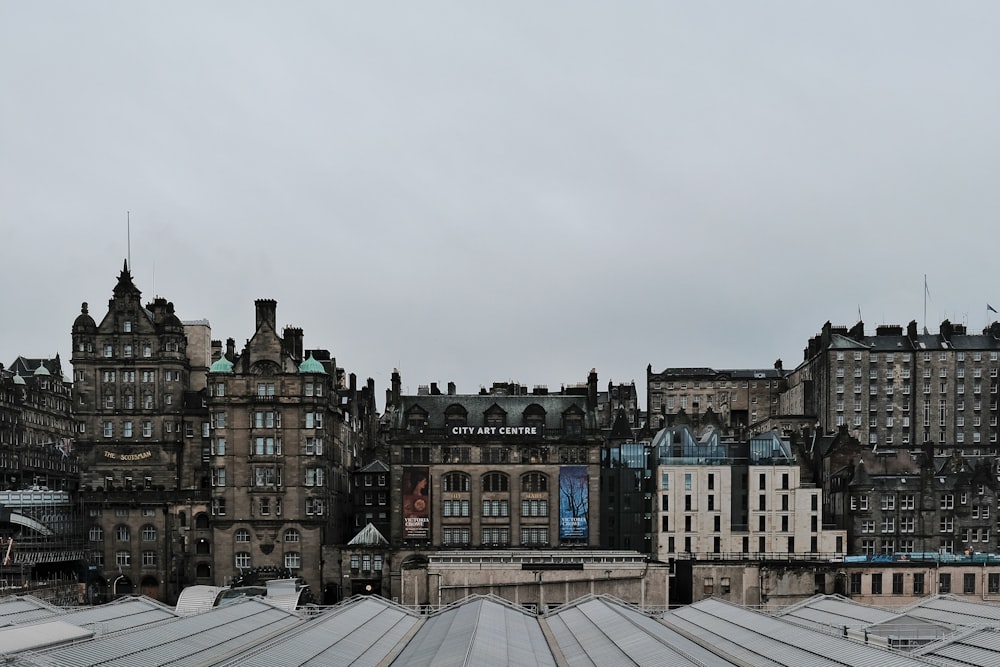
<box><xmin>449</xmin><ymin>426</ymin><xmax>538</xmax><ymax>436</ymax></box>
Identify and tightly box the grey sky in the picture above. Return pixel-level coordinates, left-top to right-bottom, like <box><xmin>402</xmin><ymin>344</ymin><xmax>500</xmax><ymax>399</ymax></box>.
<box><xmin>3</xmin><ymin>2</ymin><xmax>1000</xmax><ymax>404</ymax></box>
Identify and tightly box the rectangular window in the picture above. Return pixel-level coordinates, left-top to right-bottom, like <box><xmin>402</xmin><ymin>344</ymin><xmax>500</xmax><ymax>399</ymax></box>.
<box><xmin>850</xmin><ymin>573</ymin><xmax>862</xmax><ymax>594</ymax></box>
<box><xmin>305</xmin><ymin>468</ymin><xmax>324</xmax><ymax>486</ymax></box>
<box><xmin>964</xmin><ymin>573</ymin><xmax>976</xmax><ymax>594</ymax></box>
<box><xmin>913</xmin><ymin>573</ymin><xmax>925</xmax><ymax>595</ymax></box>
<box><xmin>939</xmin><ymin>573</ymin><xmax>951</xmax><ymax>593</ymax></box>
<box><xmin>892</xmin><ymin>573</ymin><xmax>904</xmax><ymax>595</ymax></box>
<box><xmin>871</xmin><ymin>574</ymin><xmax>883</xmax><ymax>595</ymax></box>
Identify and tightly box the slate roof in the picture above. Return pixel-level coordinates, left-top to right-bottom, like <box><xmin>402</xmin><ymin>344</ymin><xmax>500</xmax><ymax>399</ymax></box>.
<box><xmin>393</xmin><ymin>393</ymin><xmax>596</xmax><ymax>430</ymax></box>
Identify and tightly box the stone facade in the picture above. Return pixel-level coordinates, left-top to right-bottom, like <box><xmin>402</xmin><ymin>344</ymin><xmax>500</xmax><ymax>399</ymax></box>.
<box><xmin>382</xmin><ymin>371</ymin><xmax>605</xmax><ymax>551</ymax></box>
<box><xmin>784</xmin><ymin>319</ymin><xmax>1000</xmax><ymax>453</ymax></box>
<box><xmin>647</xmin><ymin>364</ymin><xmax>787</xmax><ymax>433</ymax></box>
<box><xmin>204</xmin><ymin>299</ymin><xmax>359</xmax><ymax>594</ymax></box>
<box><xmin>70</xmin><ymin>264</ymin><xmax>206</xmax><ymax>600</ymax></box>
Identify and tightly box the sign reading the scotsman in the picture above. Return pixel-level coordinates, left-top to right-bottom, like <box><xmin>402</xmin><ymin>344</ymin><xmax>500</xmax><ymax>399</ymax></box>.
<box><xmin>402</xmin><ymin>467</ymin><xmax>430</xmax><ymax>540</ymax></box>
<box><xmin>559</xmin><ymin>465</ymin><xmax>589</xmax><ymax>540</ymax></box>
<box><xmin>450</xmin><ymin>426</ymin><xmax>539</xmax><ymax>436</ymax></box>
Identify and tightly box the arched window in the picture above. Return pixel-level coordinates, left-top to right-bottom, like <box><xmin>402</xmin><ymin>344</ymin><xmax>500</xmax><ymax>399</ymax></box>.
<box><xmin>521</xmin><ymin>472</ymin><xmax>548</xmax><ymax>492</ymax></box>
<box><xmin>115</xmin><ymin>525</ymin><xmax>130</xmax><ymax>542</ymax></box>
<box><xmin>443</xmin><ymin>472</ymin><xmax>471</xmax><ymax>492</ymax></box>
<box><xmin>482</xmin><ymin>472</ymin><xmax>509</xmax><ymax>493</ymax></box>
<box><xmin>195</xmin><ymin>538</ymin><xmax>210</xmax><ymax>555</ymax></box>
<box><xmin>284</xmin><ymin>528</ymin><xmax>300</xmax><ymax>543</ymax></box>
<box><xmin>195</xmin><ymin>513</ymin><xmax>210</xmax><ymax>529</ymax></box>
<box><xmin>235</xmin><ymin>528</ymin><xmax>250</xmax><ymax>543</ymax></box>
<box><xmin>196</xmin><ymin>563</ymin><xmax>212</xmax><ymax>578</ymax></box>
<box><xmin>141</xmin><ymin>524</ymin><xmax>157</xmax><ymax>541</ymax></box>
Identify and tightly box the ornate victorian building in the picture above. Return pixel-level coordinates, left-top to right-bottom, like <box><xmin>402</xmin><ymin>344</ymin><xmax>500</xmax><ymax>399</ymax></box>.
<box><xmin>382</xmin><ymin>371</ymin><xmax>605</xmax><ymax>551</ymax></box>
<box><xmin>204</xmin><ymin>299</ymin><xmax>359</xmax><ymax>596</ymax></box>
<box><xmin>71</xmin><ymin>263</ymin><xmax>212</xmax><ymax>600</ymax></box>
<box><xmin>0</xmin><ymin>356</ymin><xmax>82</xmax><ymax>585</ymax></box>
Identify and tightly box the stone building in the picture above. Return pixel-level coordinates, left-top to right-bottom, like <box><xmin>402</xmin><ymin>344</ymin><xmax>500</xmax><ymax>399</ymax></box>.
<box><xmin>0</xmin><ymin>357</ymin><xmax>82</xmax><ymax>587</ymax></box>
<box><xmin>1</xmin><ymin>357</ymin><xmax>78</xmax><ymax>493</ymax></box>
<box><xmin>817</xmin><ymin>429</ymin><xmax>1000</xmax><ymax>557</ymax></box>
<box><xmin>646</xmin><ymin>364</ymin><xmax>788</xmax><ymax>434</ymax></box>
<box><xmin>203</xmin><ymin>299</ymin><xmax>360</xmax><ymax>595</ymax></box>
<box><xmin>783</xmin><ymin>319</ymin><xmax>1000</xmax><ymax>453</ymax></box>
<box><xmin>381</xmin><ymin>370</ymin><xmax>605</xmax><ymax>551</ymax></box>
<box><xmin>70</xmin><ymin>263</ymin><xmax>211</xmax><ymax>600</ymax></box>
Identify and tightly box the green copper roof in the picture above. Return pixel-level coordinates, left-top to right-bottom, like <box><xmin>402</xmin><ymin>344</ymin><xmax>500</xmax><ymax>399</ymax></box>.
<box><xmin>12</xmin><ymin>373</ymin><xmax>26</xmax><ymax>385</ymax></box>
<box><xmin>209</xmin><ymin>357</ymin><xmax>234</xmax><ymax>374</ymax></box>
<box><xmin>298</xmin><ymin>354</ymin><xmax>326</xmax><ymax>374</ymax></box>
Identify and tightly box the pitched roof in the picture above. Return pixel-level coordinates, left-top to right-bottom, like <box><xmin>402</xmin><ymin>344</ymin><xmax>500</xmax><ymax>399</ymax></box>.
<box><xmin>348</xmin><ymin>522</ymin><xmax>389</xmax><ymax>546</ymax></box>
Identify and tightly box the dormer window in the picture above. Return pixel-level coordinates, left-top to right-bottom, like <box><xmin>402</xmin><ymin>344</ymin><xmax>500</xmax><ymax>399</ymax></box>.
<box><xmin>445</xmin><ymin>404</ymin><xmax>468</xmax><ymax>428</ymax></box>
<box><xmin>123</xmin><ymin>320</ymin><xmax>132</xmax><ymax>333</ymax></box>
<box><xmin>523</xmin><ymin>404</ymin><xmax>546</xmax><ymax>430</ymax></box>
<box><xmin>405</xmin><ymin>406</ymin><xmax>428</xmax><ymax>433</ymax></box>
<box><xmin>484</xmin><ymin>404</ymin><xmax>507</xmax><ymax>428</ymax></box>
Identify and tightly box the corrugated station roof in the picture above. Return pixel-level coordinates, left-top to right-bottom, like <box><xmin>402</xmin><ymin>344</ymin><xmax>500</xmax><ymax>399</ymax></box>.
<box><xmin>903</xmin><ymin>595</ymin><xmax>1000</xmax><ymax>627</ymax></box>
<box><xmin>544</xmin><ymin>596</ymin><xmax>734</xmax><ymax>666</ymax></box>
<box><xmin>0</xmin><ymin>620</ymin><xmax>93</xmax><ymax>654</ymax></box>
<box><xmin>214</xmin><ymin>596</ymin><xmax>420</xmax><ymax>667</ymax></box>
<box><xmin>0</xmin><ymin>595</ymin><xmax>60</xmax><ymax>626</ymax></box>
<box><xmin>390</xmin><ymin>595</ymin><xmax>555</xmax><ymax>667</ymax></box>
<box><xmin>12</xmin><ymin>598</ymin><xmax>302</xmax><ymax>667</ymax></box>
<box><xmin>774</xmin><ymin>594</ymin><xmax>900</xmax><ymax>631</ymax></box>
<box><xmin>661</xmin><ymin>598</ymin><xmax>935</xmax><ymax>666</ymax></box>
<box><xmin>52</xmin><ymin>596</ymin><xmax>178</xmax><ymax>633</ymax></box>
<box><xmin>19</xmin><ymin>593</ymin><xmax>1000</xmax><ymax>666</ymax></box>
<box><xmin>912</xmin><ymin>626</ymin><xmax>1000</xmax><ymax>665</ymax></box>
<box><xmin>174</xmin><ymin>585</ymin><xmax>225</xmax><ymax>615</ymax></box>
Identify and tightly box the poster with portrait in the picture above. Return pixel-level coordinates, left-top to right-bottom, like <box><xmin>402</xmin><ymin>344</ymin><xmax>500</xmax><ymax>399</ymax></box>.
<box><xmin>402</xmin><ymin>466</ymin><xmax>430</xmax><ymax>539</ymax></box>
<box><xmin>559</xmin><ymin>465</ymin><xmax>589</xmax><ymax>540</ymax></box>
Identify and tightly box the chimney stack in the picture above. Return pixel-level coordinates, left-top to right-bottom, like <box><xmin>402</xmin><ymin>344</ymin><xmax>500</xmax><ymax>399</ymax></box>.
<box><xmin>254</xmin><ymin>299</ymin><xmax>277</xmax><ymax>332</ymax></box>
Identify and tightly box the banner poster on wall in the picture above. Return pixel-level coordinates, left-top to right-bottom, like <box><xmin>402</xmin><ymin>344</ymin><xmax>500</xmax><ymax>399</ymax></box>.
<box><xmin>402</xmin><ymin>466</ymin><xmax>430</xmax><ymax>539</ymax></box>
<box><xmin>559</xmin><ymin>465</ymin><xmax>589</xmax><ymax>540</ymax></box>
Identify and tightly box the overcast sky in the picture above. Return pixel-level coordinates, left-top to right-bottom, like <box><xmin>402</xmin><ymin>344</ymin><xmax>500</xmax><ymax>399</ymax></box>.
<box><xmin>3</xmin><ymin>3</ymin><xmax>1000</xmax><ymax>405</ymax></box>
